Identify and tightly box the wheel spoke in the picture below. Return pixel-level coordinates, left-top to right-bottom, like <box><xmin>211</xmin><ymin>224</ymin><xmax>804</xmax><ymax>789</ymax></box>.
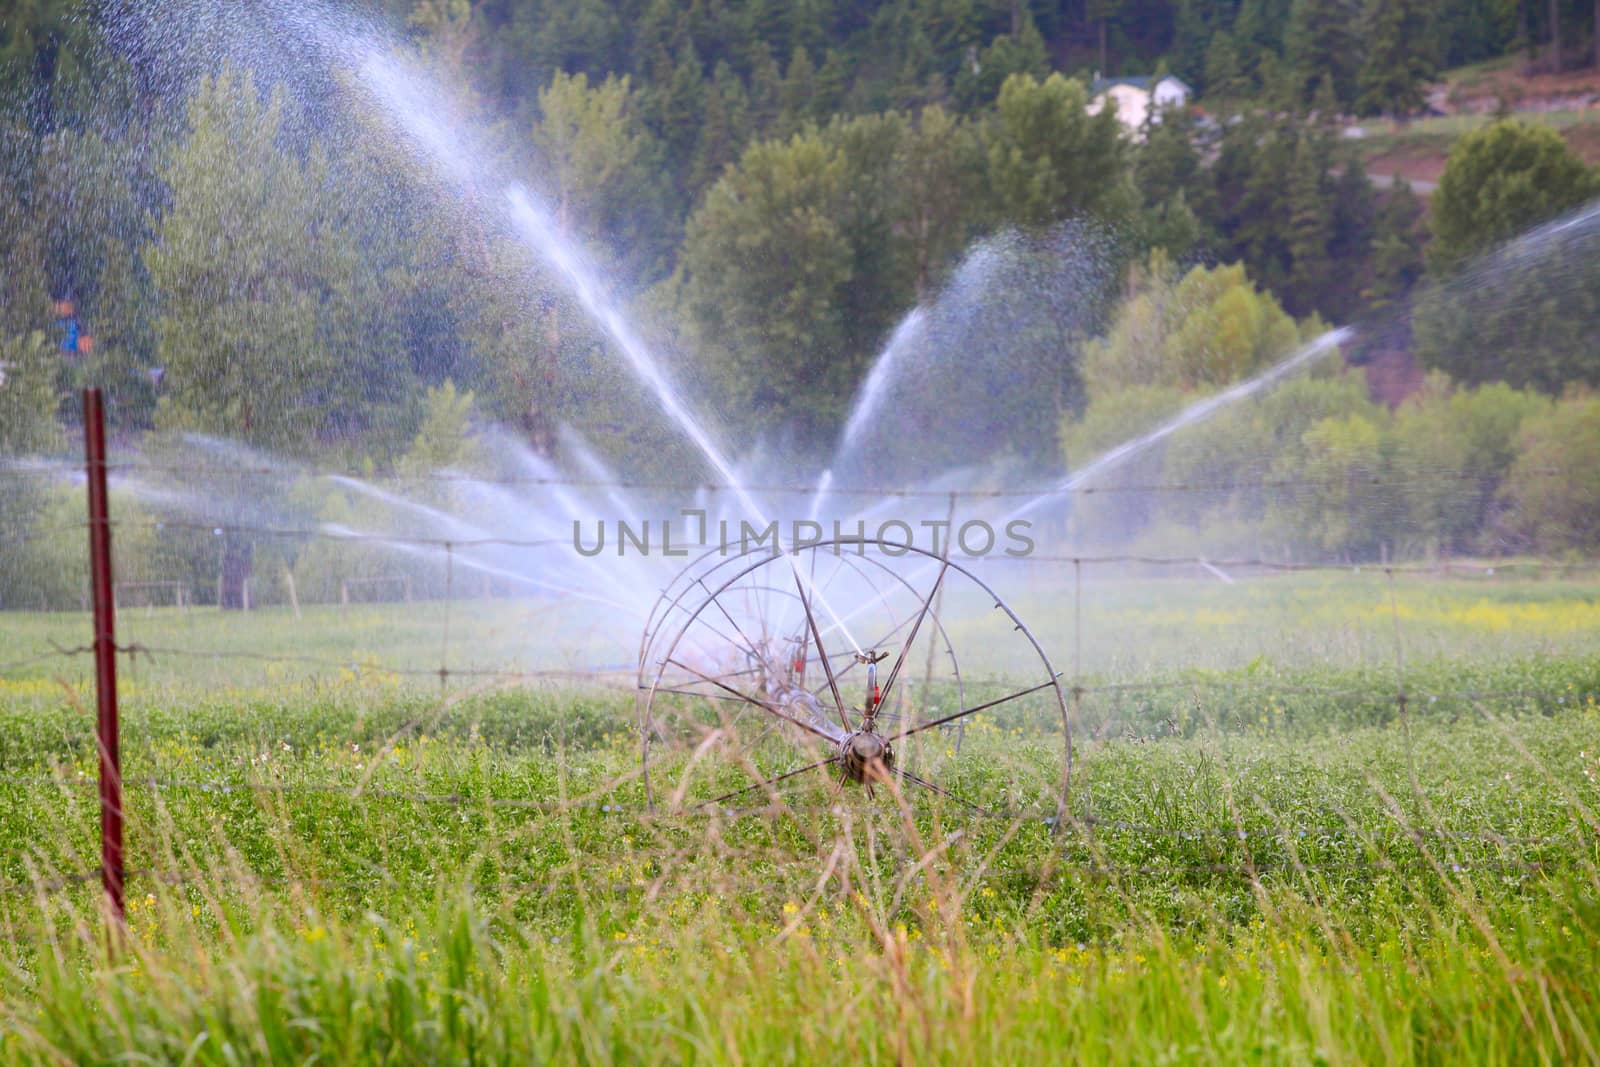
<box><xmin>700</xmin><ymin>756</ymin><xmax>840</xmax><ymax>808</ymax></box>
<box><xmin>667</xmin><ymin>658</ymin><xmax>841</xmax><ymax>743</ymax></box>
<box><xmin>665</xmin><ymin>594</ymin><xmax>758</xmax><ymax>661</ymax></box>
<box><xmin>793</xmin><ymin>567</ymin><xmax>853</xmax><ymax>734</ymax></box>
<box><xmin>894</xmin><ymin>767</ymin><xmax>992</xmax><ymax>817</ymax></box>
<box><xmin>697</xmin><ymin>576</ymin><xmax>763</xmax><ymax>659</ymax></box>
<box><xmin>892</xmin><ymin>676</ymin><xmax>1061</xmax><ymax>741</ymax></box>
<box><xmin>876</xmin><ymin>559</ymin><xmax>949</xmax><ymax>715</ymax></box>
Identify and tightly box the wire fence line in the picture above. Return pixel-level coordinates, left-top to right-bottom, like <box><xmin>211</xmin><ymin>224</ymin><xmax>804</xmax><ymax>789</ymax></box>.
<box><xmin>0</xmin><ymin>640</ymin><xmax>1589</xmax><ymax>744</ymax></box>
<box><xmin>9</xmin><ymin>513</ymin><xmax>1600</xmax><ymax>571</ymax></box>
<box><xmin>2</xmin><ymin>458</ymin><xmax>1584</xmax><ymax>500</ymax></box>
<box><xmin>1</xmin><ymin>635</ymin><xmax>1586</xmax><ymax>709</ymax></box>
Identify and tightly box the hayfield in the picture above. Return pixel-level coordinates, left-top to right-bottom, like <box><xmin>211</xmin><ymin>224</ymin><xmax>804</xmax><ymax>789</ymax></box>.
<box><xmin>2</xmin><ymin>570</ymin><xmax>1599</xmax><ymax>1063</ymax></box>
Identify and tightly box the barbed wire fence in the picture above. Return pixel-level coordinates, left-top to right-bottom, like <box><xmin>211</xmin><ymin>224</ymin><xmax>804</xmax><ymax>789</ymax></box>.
<box><xmin>1</xmin><ymin>389</ymin><xmax>1598</xmax><ymax>936</ymax></box>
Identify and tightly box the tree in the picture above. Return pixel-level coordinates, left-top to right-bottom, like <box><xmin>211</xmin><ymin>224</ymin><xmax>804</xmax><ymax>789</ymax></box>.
<box><xmin>0</xmin><ymin>0</ymin><xmax>98</xmax><ymax>126</ymax></box>
<box><xmin>1356</xmin><ymin>0</ymin><xmax>1437</xmax><ymax>117</ymax></box>
<box><xmin>0</xmin><ymin>121</ymin><xmax>47</xmax><ymax>339</ymax></box>
<box><xmin>1136</xmin><ymin>106</ymin><xmax>1214</xmax><ymax>260</ymax></box>
<box><xmin>1285</xmin><ymin>0</ymin><xmax>1362</xmax><ymax>107</ymax></box>
<box><xmin>1160</xmin><ymin>365</ymin><xmax>1376</xmax><ymax>523</ymax></box>
<box><xmin>146</xmin><ymin>69</ymin><xmax>347</xmax><ymax>452</ymax></box>
<box><xmin>1503</xmin><ymin>389</ymin><xmax>1600</xmax><ymax>551</ymax></box>
<box><xmin>1259</xmin><ymin>405</ymin><xmax>1391</xmax><ymax>559</ymax></box>
<box><xmin>1364</xmin><ymin>178</ymin><xmax>1426</xmax><ymax>309</ymax></box>
<box><xmin>0</xmin><ymin>331</ymin><xmax>59</xmax><ymax>454</ymax></box>
<box><xmin>407</xmin><ymin>0</ymin><xmax>478</xmax><ymax>73</ymax></box>
<box><xmin>982</xmin><ymin>73</ymin><xmax>1134</xmax><ymax>232</ymax></box>
<box><xmin>824</xmin><ymin>112</ymin><xmax>917</xmax><ymax>365</ymax></box>
<box><xmin>1286</xmin><ymin>136</ymin><xmax>1333</xmax><ymax>307</ymax></box>
<box><xmin>1427</xmin><ymin>120</ymin><xmax>1600</xmax><ymax>275</ymax></box>
<box><xmin>398</xmin><ymin>380</ymin><xmax>481</xmax><ymax>475</ymax></box>
<box><xmin>679</xmin><ymin>130</ymin><xmax>856</xmax><ymax>445</ymax></box>
<box><xmin>531</xmin><ymin>71</ymin><xmax>649</xmax><ymax>239</ymax></box>
<box><xmin>1202</xmin><ymin>31</ymin><xmax>1249</xmax><ymax>97</ymax></box>
<box><xmin>1415</xmin><ymin>207</ymin><xmax>1600</xmax><ymax>393</ymax></box>
<box><xmin>953</xmin><ymin>12</ymin><xmax>1050</xmax><ymax>110</ymax></box>
<box><xmin>689</xmin><ymin>61</ymin><xmax>752</xmax><ymax>193</ymax></box>
<box><xmin>893</xmin><ymin>106</ymin><xmax>981</xmax><ymax>299</ymax></box>
<box><xmin>778</xmin><ymin>45</ymin><xmax>818</xmax><ymax>129</ymax></box>
<box><xmin>1416</xmin><ymin>121</ymin><xmax>1600</xmax><ymax>393</ymax></box>
<box><xmin>1080</xmin><ymin>258</ymin><xmax>1311</xmax><ymax>396</ymax></box>
<box><xmin>1387</xmin><ymin>374</ymin><xmax>1549</xmax><ymax>554</ymax></box>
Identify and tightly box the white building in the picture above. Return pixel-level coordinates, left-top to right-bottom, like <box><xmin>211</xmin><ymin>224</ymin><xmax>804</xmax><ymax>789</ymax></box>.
<box><xmin>1088</xmin><ymin>75</ymin><xmax>1194</xmax><ymax>138</ymax></box>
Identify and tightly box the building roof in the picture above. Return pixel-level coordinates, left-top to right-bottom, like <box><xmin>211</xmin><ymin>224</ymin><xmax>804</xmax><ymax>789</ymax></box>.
<box><xmin>1090</xmin><ymin>74</ymin><xmax>1194</xmax><ymax>96</ymax></box>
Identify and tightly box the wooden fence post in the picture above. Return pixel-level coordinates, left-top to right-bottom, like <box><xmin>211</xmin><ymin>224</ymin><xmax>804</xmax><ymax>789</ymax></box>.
<box><xmin>83</xmin><ymin>388</ymin><xmax>124</xmax><ymax>930</ymax></box>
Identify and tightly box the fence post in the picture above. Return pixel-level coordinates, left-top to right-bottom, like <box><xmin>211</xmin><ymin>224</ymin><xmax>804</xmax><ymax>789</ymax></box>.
<box><xmin>83</xmin><ymin>388</ymin><xmax>124</xmax><ymax>929</ymax></box>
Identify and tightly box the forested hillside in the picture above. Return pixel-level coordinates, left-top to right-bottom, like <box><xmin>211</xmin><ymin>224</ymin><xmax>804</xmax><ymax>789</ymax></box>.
<box><xmin>3</xmin><ymin>0</ymin><xmax>1600</xmax><ymax>567</ymax></box>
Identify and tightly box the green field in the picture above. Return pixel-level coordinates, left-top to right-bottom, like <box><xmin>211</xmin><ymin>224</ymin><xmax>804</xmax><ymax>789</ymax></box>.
<box><xmin>3</xmin><ymin>570</ymin><xmax>1599</xmax><ymax>1062</ymax></box>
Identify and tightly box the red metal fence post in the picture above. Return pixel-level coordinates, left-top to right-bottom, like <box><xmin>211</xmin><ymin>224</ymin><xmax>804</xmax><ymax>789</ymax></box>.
<box><xmin>83</xmin><ymin>388</ymin><xmax>124</xmax><ymax>927</ymax></box>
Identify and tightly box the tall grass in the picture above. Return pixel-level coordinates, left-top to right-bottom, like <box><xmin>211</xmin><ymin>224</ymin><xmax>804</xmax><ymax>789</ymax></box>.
<box><xmin>3</xmin><ymin>576</ymin><xmax>1599</xmax><ymax>1061</ymax></box>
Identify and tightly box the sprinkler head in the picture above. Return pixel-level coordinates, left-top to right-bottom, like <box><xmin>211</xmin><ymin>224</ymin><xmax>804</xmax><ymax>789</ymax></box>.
<box><xmin>840</xmin><ymin>729</ymin><xmax>894</xmax><ymax>784</ymax></box>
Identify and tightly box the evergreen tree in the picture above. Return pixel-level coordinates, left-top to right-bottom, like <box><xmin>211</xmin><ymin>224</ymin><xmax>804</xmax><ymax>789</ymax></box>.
<box><xmin>1136</xmin><ymin>107</ymin><xmax>1214</xmax><ymax>258</ymax></box>
<box><xmin>1355</xmin><ymin>0</ymin><xmax>1437</xmax><ymax>117</ymax></box>
<box><xmin>689</xmin><ymin>61</ymin><xmax>751</xmax><ymax>193</ymax></box>
<box><xmin>746</xmin><ymin>42</ymin><xmax>785</xmax><ymax>134</ymax></box>
<box><xmin>779</xmin><ymin>46</ymin><xmax>819</xmax><ymax>132</ymax></box>
<box><xmin>814</xmin><ymin>48</ymin><xmax>852</xmax><ymax>117</ymax></box>
<box><xmin>1171</xmin><ymin>0</ymin><xmax>1220</xmax><ymax>82</ymax></box>
<box><xmin>1364</xmin><ymin>178</ymin><xmax>1425</xmax><ymax>309</ymax></box>
<box><xmin>1202</xmin><ymin>31</ymin><xmax>1248</xmax><ymax>97</ymax></box>
<box><xmin>1285</xmin><ymin>136</ymin><xmax>1333</xmax><ymax>315</ymax></box>
<box><xmin>1285</xmin><ymin>0</ymin><xmax>1362</xmax><ymax>107</ymax></box>
<box><xmin>953</xmin><ymin>13</ymin><xmax>1049</xmax><ymax>110</ymax></box>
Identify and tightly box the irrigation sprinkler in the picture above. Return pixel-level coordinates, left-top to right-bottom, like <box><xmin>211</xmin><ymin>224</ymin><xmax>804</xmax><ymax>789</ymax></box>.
<box><xmin>637</xmin><ymin>539</ymin><xmax>1071</xmax><ymax>822</ymax></box>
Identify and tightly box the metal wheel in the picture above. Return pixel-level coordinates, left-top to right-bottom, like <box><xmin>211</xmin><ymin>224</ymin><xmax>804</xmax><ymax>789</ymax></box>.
<box><xmin>637</xmin><ymin>539</ymin><xmax>1071</xmax><ymax>822</ymax></box>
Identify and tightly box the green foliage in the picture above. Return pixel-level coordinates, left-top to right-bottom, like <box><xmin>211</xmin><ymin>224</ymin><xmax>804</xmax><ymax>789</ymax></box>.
<box><xmin>1207</xmin><ymin>109</ymin><xmax>1377</xmax><ymax>322</ymax></box>
<box><xmin>1415</xmin><ymin>131</ymin><xmax>1600</xmax><ymax>394</ymax></box>
<box><xmin>1503</xmin><ymin>389</ymin><xmax>1600</xmax><ymax>551</ymax></box>
<box><xmin>0</xmin><ymin>331</ymin><xmax>61</xmax><ymax>454</ymax></box>
<box><xmin>1081</xmin><ymin>258</ymin><xmax>1309</xmax><ymax>396</ymax></box>
<box><xmin>1285</xmin><ymin>0</ymin><xmax>1362</xmax><ymax>108</ymax></box>
<box><xmin>1355</xmin><ymin>0</ymin><xmax>1438</xmax><ymax>116</ymax></box>
<box><xmin>894</xmin><ymin>105</ymin><xmax>984</xmax><ymax>298</ymax></box>
<box><xmin>953</xmin><ymin>12</ymin><xmax>1050</xmax><ymax>110</ymax></box>
<box><xmin>1152</xmin><ymin>367</ymin><xmax>1378</xmax><ymax>544</ymax></box>
<box><xmin>1270</xmin><ymin>409</ymin><xmax>1388</xmax><ymax>556</ymax></box>
<box><xmin>983</xmin><ymin>73</ymin><xmax>1133</xmax><ymax>232</ymax></box>
<box><xmin>399</xmin><ymin>381</ymin><xmax>479</xmax><ymax>475</ymax></box>
<box><xmin>680</xmin><ymin>128</ymin><xmax>859</xmax><ymax>446</ymax></box>
<box><xmin>532</xmin><ymin>71</ymin><xmax>650</xmax><ymax>242</ymax></box>
<box><xmin>1364</xmin><ymin>178</ymin><xmax>1427</xmax><ymax>308</ymax></box>
<box><xmin>1428</xmin><ymin>120</ymin><xmax>1600</xmax><ymax>275</ymax></box>
<box><xmin>1388</xmin><ymin>374</ymin><xmax>1550</xmax><ymax>553</ymax></box>
<box><xmin>145</xmin><ymin>69</ymin><xmax>362</xmax><ymax>453</ymax></box>
<box><xmin>1062</xmin><ymin>382</ymin><xmax>1190</xmax><ymax>466</ymax></box>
